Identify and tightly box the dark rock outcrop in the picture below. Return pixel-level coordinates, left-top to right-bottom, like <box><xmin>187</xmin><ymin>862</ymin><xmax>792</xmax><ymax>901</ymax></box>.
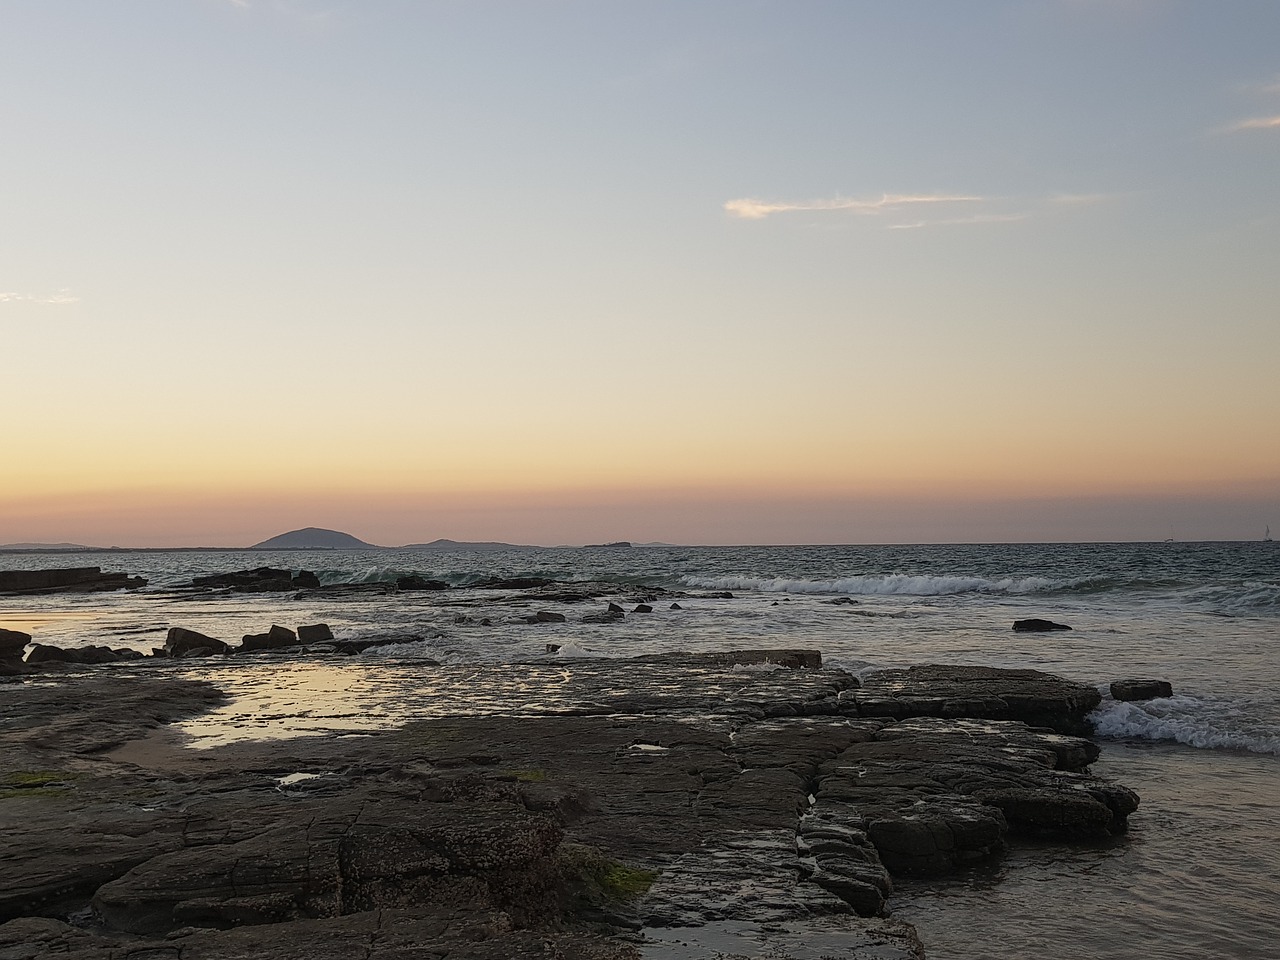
<box><xmin>1110</xmin><ymin>679</ymin><xmax>1174</xmax><ymax>701</ymax></box>
<box><xmin>0</xmin><ymin>628</ymin><xmax>30</xmax><ymax>659</ymax></box>
<box><xmin>0</xmin><ymin>567</ymin><xmax>146</xmax><ymax>595</ymax></box>
<box><xmin>240</xmin><ymin>624</ymin><xmax>300</xmax><ymax>652</ymax></box>
<box><xmin>24</xmin><ymin>643</ymin><xmax>139</xmax><ymax>665</ymax></box>
<box><xmin>190</xmin><ymin>568</ymin><xmax>317</xmax><ymax>592</ymax></box>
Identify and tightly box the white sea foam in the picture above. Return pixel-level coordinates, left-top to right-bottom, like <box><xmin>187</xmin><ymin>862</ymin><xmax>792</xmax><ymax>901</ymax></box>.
<box><xmin>1090</xmin><ymin>695</ymin><xmax>1280</xmax><ymax>755</ymax></box>
<box><xmin>681</xmin><ymin>574</ymin><xmax>1065</xmax><ymax>597</ymax></box>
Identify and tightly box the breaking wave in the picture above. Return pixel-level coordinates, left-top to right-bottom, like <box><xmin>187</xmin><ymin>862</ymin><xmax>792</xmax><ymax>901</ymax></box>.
<box><xmin>1183</xmin><ymin>581</ymin><xmax>1280</xmax><ymax>616</ymax></box>
<box><xmin>1090</xmin><ymin>695</ymin><xmax>1280</xmax><ymax>755</ymax></box>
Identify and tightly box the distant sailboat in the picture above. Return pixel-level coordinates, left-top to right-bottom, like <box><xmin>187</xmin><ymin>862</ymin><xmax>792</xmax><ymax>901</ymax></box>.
<box><xmin>1266</xmin><ymin>526</ymin><xmax>1274</xmax><ymax>542</ymax></box>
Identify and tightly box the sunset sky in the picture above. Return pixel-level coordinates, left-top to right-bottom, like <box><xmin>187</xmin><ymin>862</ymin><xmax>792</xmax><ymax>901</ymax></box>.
<box><xmin>4</xmin><ymin>1</ymin><xmax>1278</xmax><ymax>546</ymax></box>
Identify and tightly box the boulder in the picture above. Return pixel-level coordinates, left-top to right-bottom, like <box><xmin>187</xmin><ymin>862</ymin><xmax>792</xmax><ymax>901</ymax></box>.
<box><xmin>165</xmin><ymin>627</ymin><xmax>229</xmax><ymax>657</ymax></box>
<box><xmin>1110</xmin><ymin>679</ymin><xmax>1173</xmax><ymax>701</ymax></box>
<box><xmin>669</xmin><ymin>603</ymin><xmax>682</xmax><ymax>610</ymax></box>
<box><xmin>241</xmin><ymin>625</ymin><xmax>300</xmax><ymax>652</ymax></box>
<box><xmin>632</xmin><ymin>604</ymin><xmax>653</xmax><ymax>614</ymax></box>
<box><xmin>535</xmin><ymin>611</ymin><xmax>566</xmax><ymax>623</ymax></box>
<box><xmin>0</xmin><ymin>627</ymin><xmax>31</xmax><ymax>659</ymax></box>
<box><xmin>24</xmin><ymin>643</ymin><xmax>81</xmax><ymax>664</ymax></box>
<box><xmin>292</xmin><ymin>571</ymin><xmax>322</xmax><ymax>589</ymax></box>
<box><xmin>607</xmin><ymin>603</ymin><xmax>625</xmax><ymax>614</ymax></box>
<box><xmin>1012</xmin><ymin>618</ymin><xmax>1072</xmax><ymax>632</ymax></box>
<box><xmin>298</xmin><ymin>623</ymin><xmax>335</xmax><ymax>644</ymax></box>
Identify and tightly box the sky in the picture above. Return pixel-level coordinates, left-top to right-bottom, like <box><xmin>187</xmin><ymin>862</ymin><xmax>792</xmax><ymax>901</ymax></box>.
<box><xmin>3</xmin><ymin>0</ymin><xmax>1278</xmax><ymax>547</ymax></box>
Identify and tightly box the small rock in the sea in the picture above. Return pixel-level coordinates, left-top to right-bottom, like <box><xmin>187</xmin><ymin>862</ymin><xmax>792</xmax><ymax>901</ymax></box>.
<box><xmin>297</xmin><ymin>623</ymin><xmax>334</xmax><ymax>643</ymax></box>
<box><xmin>546</xmin><ymin>643</ymin><xmax>561</xmax><ymax>653</ymax></box>
<box><xmin>607</xmin><ymin>602</ymin><xmax>625</xmax><ymax>613</ymax></box>
<box><xmin>535</xmin><ymin>611</ymin><xmax>567</xmax><ymax>623</ymax></box>
<box><xmin>1110</xmin><ymin>679</ymin><xmax>1174</xmax><ymax>701</ymax></box>
<box><xmin>670</xmin><ymin>603</ymin><xmax>682</xmax><ymax>610</ymax></box>
<box><xmin>1012</xmin><ymin>618</ymin><xmax>1072</xmax><ymax>632</ymax></box>
<box><xmin>824</xmin><ymin>597</ymin><xmax>859</xmax><ymax>606</ymax></box>
<box><xmin>633</xmin><ymin>604</ymin><xmax>653</xmax><ymax>613</ymax></box>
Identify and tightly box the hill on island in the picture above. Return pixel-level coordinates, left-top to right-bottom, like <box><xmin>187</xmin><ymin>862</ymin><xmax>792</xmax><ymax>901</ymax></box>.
<box><xmin>250</xmin><ymin>527</ymin><xmax>379</xmax><ymax>550</ymax></box>
<box><xmin>401</xmin><ymin>538</ymin><xmax>528</xmax><ymax>551</ymax></box>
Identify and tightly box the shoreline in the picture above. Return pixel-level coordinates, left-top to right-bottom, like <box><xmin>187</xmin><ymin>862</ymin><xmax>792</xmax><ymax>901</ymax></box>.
<box><xmin>2</xmin><ymin>651</ymin><xmax>1140</xmax><ymax>959</ymax></box>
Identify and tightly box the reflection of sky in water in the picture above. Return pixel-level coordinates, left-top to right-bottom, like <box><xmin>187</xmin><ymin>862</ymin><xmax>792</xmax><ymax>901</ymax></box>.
<box><xmin>173</xmin><ymin>659</ymin><xmax>848</xmax><ymax>749</ymax></box>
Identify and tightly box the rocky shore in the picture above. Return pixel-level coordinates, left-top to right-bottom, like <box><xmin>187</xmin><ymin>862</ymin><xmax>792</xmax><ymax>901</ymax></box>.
<box><xmin>0</xmin><ymin>651</ymin><xmax>1139</xmax><ymax>959</ymax></box>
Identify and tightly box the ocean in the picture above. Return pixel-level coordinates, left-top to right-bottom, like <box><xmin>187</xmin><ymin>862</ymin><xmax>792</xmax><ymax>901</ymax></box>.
<box><xmin>2</xmin><ymin>541</ymin><xmax>1277</xmax><ymax>958</ymax></box>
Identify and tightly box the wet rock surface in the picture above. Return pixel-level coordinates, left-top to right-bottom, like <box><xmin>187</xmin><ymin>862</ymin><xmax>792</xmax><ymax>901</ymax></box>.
<box><xmin>0</xmin><ymin>653</ymin><xmax>1135</xmax><ymax>959</ymax></box>
<box><xmin>852</xmin><ymin>663</ymin><xmax>1104</xmax><ymax>736</ymax></box>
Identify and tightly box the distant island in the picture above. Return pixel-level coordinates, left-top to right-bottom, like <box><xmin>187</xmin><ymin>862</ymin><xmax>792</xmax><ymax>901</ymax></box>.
<box><xmin>250</xmin><ymin>527</ymin><xmax>380</xmax><ymax>550</ymax></box>
<box><xmin>0</xmin><ymin>542</ymin><xmax>95</xmax><ymax>551</ymax></box>
<box><xmin>401</xmin><ymin>538</ymin><xmax>532</xmax><ymax>552</ymax></box>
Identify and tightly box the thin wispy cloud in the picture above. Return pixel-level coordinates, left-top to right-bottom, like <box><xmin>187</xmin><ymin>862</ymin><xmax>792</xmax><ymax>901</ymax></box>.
<box><xmin>724</xmin><ymin>193</ymin><xmax>982</xmax><ymax>221</ymax></box>
<box><xmin>887</xmin><ymin>213</ymin><xmax>1028</xmax><ymax>230</ymax></box>
<box><xmin>1227</xmin><ymin>116</ymin><xmax>1280</xmax><ymax>132</ymax></box>
<box><xmin>724</xmin><ymin>189</ymin><xmax>1119</xmax><ymax>231</ymax></box>
<box><xmin>0</xmin><ymin>290</ymin><xmax>80</xmax><ymax>305</ymax></box>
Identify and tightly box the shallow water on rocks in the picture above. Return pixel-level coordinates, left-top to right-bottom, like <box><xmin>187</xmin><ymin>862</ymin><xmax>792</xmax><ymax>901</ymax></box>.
<box><xmin>892</xmin><ymin>742</ymin><xmax>1280</xmax><ymax>960</ymax></box>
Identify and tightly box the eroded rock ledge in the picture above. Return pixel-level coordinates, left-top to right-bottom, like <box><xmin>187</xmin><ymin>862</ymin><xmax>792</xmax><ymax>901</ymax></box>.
<box><xmin>0</xmin><ymin>652</ymin><xmax>1135</xmax><ymax>960</ymax></box>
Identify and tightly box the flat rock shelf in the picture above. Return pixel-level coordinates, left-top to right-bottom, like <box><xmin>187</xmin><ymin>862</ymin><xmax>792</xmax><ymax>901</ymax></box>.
<box><xmin>0</xmin><ymin>651</ymin><xmax>1137</xmax><ymax>959</ymax></box>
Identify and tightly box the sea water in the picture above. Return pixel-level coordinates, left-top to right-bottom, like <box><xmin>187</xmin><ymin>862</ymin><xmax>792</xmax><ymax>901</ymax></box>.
<box><xmin>2</xmin><ymin>541</ymin><xmax>1277</xmax><ymax>957</ymax></box>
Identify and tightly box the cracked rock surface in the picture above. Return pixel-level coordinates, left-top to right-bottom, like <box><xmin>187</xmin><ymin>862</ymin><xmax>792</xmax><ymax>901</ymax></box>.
<box><xmin>1</xmin><ymin>652</ymin><xmax>1134</xmax><ymax>959</ymax></box>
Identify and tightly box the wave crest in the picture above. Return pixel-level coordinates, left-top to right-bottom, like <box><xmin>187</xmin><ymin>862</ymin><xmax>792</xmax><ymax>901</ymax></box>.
<box><xmin>1090</xmin><ymin>695</ymin><xmax>1280</xmax><ymax>755</ymax></box>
